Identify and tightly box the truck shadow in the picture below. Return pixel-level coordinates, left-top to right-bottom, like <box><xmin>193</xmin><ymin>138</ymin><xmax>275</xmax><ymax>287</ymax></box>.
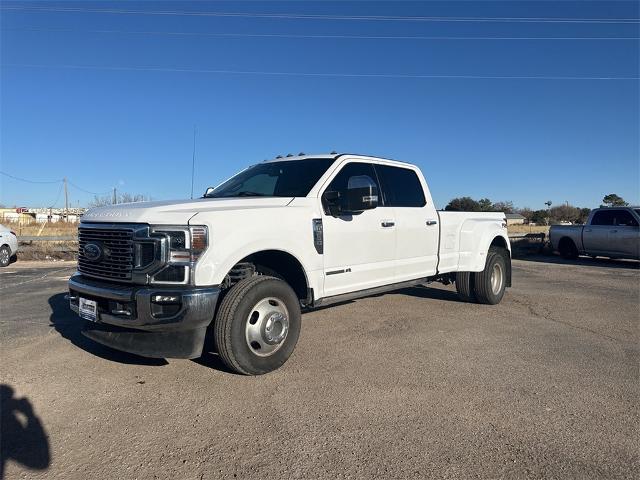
<box><xmin>47</xmin><ymin>293</ymin><xmax>168</xmax><ymax>366</ymax></box>
<box><xmin>1</xmin><ymin>384</ymin><xmax>50</xmax><ymax>480</ymax></box>
<box><xmin>516</xmin><ymin>254</ymin><xmax>640</xmax><ymax>270</ymax></box>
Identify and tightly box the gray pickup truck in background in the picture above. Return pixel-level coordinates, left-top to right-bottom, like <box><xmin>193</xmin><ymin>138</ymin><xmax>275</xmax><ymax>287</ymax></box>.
<box><xmin>550</xmin><ymin>207</ymin><xmax>640</xmax><ymax>260</ymax></box>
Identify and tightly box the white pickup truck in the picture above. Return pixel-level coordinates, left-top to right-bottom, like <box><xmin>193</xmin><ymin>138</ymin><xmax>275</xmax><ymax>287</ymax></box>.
<box><xmin>68</xmin><ymin>153</ymin><xmax>511</xmax><ymax>374</ymax></box>
<box><xmin>550</xmin><ymin>207</ymin><xmax>640</xmax><ymax>260</ymax></box>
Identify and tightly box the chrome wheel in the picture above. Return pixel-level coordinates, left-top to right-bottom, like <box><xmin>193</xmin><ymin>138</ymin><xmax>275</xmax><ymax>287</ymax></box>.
<box><xmin>490</xmin><ymin>262</ymin><xmax>504</xmax><ymax>295</ymax></box>
<box><xmin>245</xmin><ymin>297</ymin><xmax>290</xmax><ymax>357</ymax></box>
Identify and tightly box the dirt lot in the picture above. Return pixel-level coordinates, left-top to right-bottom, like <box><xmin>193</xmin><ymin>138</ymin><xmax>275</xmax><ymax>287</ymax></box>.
<box><xmin>1</xmin><ymin>257</ymin><xmax>638</xmax><ymax>479</ymax></box>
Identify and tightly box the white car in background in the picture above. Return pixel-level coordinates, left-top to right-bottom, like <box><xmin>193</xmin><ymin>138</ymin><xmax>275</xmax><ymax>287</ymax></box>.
<box><xmin>0</xmin><ymin>224</ymin><xmax>18</xmax><ymax>267</ymax></box>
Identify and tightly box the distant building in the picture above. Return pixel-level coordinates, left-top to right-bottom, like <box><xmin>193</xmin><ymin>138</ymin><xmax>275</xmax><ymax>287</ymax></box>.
<box><xmin>0</xmin><ymin>207</ymin><xmax>84</xmax><ymax>224</ymax></box>
<box><xmin>0</xmin><ymin>209</ymin><xmax>35</xmax><ymax>225</ymax></box>
<box><xmin>505</xmin><ymin>213</ymin><xmax>526</xmax><ymax>225</ymax></box>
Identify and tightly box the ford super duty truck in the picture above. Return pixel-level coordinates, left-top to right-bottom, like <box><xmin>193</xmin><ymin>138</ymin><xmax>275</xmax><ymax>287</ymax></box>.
<box><xmin>68</xmin><ymin>153</ymin><xmax>511</xmax><ymax>375</ymax></box>
<box><xmin>550</xmin><ymin>207</ymin><xmax>640</xmax><ymax>260</ymax></box>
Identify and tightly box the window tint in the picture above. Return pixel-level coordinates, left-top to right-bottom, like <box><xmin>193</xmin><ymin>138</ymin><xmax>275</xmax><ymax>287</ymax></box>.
<box><xmin>374</xmin><ymin>165</ymin><xmax>426</xmax><ymax>207</ymax></box>
<box><xmin>325</xmin><ymin>162</ymin><xmax>378</xmax><ymax>193</ymax></box>
<box><xmin>591</xmin><ymin>209</ymin><xmax>639</xmax><ymax>226</ymax></box>
<box><xmin>323</xmin><ymin>162</ymin><xmax>378</xmax><ymax>213</ymax></box>
<box><xmin>207</xmin><ymin>158</ymin><xmax>335</xmax><ymax>198</ymax></box>
<box><xmin>614</xmin><ymin>210</ymin><xmax>638</xmax><ymax>227</ymax></box>
<box><xmin>591</xmin><ymin>211</ymin><xmax>615</xmax><ymax>226</ymax></box>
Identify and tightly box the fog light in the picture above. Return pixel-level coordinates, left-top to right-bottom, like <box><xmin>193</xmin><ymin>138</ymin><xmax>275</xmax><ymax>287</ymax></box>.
<box><xmin>111</xmin><ymin>302</ymin><xmax>132</xmax><ymax>316</ymax></box>
<box><xmin>152</xmin><ymin>295</ymin><xmax>180</xmax><ymax>304</ymax></box>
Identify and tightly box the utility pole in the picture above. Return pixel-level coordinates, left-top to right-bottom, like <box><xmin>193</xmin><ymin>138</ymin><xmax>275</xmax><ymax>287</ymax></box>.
<box><xmin>113</xmin><ymin>187</ymin><xmax>117</xmax><ymax>205</ymax></box>
<box><xmin>64</xmin><ymin>177</ymin><xmax>69</xmax><ymax>222</ymax></box>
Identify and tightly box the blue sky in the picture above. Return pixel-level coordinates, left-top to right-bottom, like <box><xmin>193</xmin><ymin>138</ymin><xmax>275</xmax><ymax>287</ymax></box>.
<box><xmin>1</xmin><ymin>0</ymin><xmax>638</xmax><ymax>210</ymax></box>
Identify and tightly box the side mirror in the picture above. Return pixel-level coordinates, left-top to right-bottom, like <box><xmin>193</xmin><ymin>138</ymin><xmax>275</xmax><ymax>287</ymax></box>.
<box><xmin>203</xmin><ymin>187</ymin><xmax>215</xmax><ymax>198</ymax></box>
<box><xmin>323</xmin><ymin>175</ymin><xmax>378</xmax><ymax>216</ymax></box>
<box><xmin>345</xmin><ymin>180</ymin><xmax>378</xmax><ymax>213</ymax></box>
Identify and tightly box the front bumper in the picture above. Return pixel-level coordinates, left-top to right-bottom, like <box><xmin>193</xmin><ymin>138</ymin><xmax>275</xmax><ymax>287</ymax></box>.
<box><xmin>68</xmin><ymin>273</ymin><xmax>220</xmax><ymax>359</ymax></box>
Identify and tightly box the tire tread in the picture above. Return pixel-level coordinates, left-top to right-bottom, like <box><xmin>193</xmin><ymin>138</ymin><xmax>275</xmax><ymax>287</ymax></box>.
<box><xmin>214</xmin><ymin>275</ymin><xmax>275</xmax><ymax>375</ymax></box>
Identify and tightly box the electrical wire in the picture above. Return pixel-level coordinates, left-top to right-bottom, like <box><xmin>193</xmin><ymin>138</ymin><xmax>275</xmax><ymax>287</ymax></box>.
<box><xmin>0</xmin><ymin>171</ymin><xmax>61</xmax><ymax>184</ymax></box>
<box><xmin>67</xmin><ymin>180</ymin><xmax>111</xmax><ymax>196</ymax></box>
<box><xmin>49</xmin><ymin>182</ymin><xmax>64</xmax><ymax>207</ymax></box>
<box><xmin>3</xmin><ymin>63</ymin><xmax>638</xmax><ymax>80</ymax></box>
<box><xmin>1</xmin><ymin>170</ymin><xmax>112</xmax><ymax>196</ymax></box>
<box><xmin>7</xmin><ymin>26</ymin><xmax>638</xmax><ymax>41</ymax></box>
<box><xmin>1</xmin><ymin>6</ymin><xmax>638</xmax><ymax>24</ymax></box>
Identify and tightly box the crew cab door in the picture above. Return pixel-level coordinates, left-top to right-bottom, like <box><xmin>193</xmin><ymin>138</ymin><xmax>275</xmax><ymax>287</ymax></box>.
<box><xmin>320</xmin><ymin>161</ymin><xmax>396</xmax><ymax>297</ymax></box>
<box><xmin>583</xmin><ymin>210</ymin><xmax>613</xmax><ymax>255</ymax></box>
<box><xmin>609</xmin><ymin>209</ymin><xmax>640</xmax><ymax>258</ymax></box>
<box><xmin>374</xmin><ymin>164</ymin><xmax>440</xmax><ymax>280</ymax></box>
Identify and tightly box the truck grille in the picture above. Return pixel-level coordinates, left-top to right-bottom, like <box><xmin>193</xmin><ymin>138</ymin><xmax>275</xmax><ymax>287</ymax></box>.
<box><xmin>78</xmin><ymin>227</ymin><xmax>135</xmax><ymax>281</ymax></box>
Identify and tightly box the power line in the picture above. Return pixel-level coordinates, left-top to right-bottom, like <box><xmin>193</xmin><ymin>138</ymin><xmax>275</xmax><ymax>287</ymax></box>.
<box><xmin>50</xmin><ymin>182</ymin><xmax>64</xmax><ymax>207</ymax></box>
<box><xmin>1</xmin><ymin>170</ymin><xmax>112</xmax><ymax>195</ymax></box>
<box><xmin>3</xmin><ymin>63</ymin><xmax>638</xmax><ymax>80</ymax></box>
<box><xmin>1</xmin><ymin>6</ymin><xmax>638</xmax><ymax>24</ymax></box>
<box><xmin>8</xmin><ymin>26</ymin><xmax>639</xmax><ymax>41</ymax></box>
<box><xmin>67</xmin><ymin>180</ymin><xmax>112</xmax><ymax>196</ymax></box>
<box><xmin>0</xmin><ymin>171</ymin><xmax>61</xmax><ymax>184</ymax></box>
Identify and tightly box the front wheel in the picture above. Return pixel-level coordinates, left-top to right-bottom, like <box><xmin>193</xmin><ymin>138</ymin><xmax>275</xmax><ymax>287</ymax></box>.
<box><xmin>473</xmin><ymin>247</ymin><xmax>509</xmax><ymax>305</ymax></box>
<box><xmin>213</xmin><ymin>275</ymin><xmax>301</xmax><ymax>375</ymax></box>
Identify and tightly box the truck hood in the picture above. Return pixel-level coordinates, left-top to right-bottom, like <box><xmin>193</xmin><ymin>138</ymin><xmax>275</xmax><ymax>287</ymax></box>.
<box><xmin>81</xmin><ymin>197</ymin><xmax>294</xmax><ymax>224</ymax></box>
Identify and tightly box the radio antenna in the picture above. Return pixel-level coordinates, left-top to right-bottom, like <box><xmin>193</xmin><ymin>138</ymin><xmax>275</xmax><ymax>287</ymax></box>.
<box><xmin>190</xmin><ymin>125</ymin><xmax>197</xmax><ymax>199</ymax></box>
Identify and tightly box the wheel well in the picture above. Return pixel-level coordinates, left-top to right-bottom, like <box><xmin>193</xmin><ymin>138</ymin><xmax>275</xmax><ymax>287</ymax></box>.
<box><xmin>490</xmin><ymin>236</ymin><xmax>508</xmax><ymax>251</ymax></box>
<box><xmin>226</xmin><ymin>250</ymin><xmax>309</xmax><ymax>302</ymax></box>
<box><xmin>558</xmin><ymin>237</ymin><xmax>575</xmax><ymax>249</ymax></box>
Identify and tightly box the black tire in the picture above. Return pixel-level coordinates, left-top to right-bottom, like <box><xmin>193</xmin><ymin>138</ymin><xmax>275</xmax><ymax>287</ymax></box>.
<box><xmin>0</xmin><ymin>246</ymin><xmax>11</xmax><ymax>267</ymax></box>
<box><xmin>455</xmin><ymin>271</ymin><xmax>476</xmax><ymax>302</ymax></box>
<box><xmin>214</xmin><ymin>275</ymin><xmax>301</xmax><ymax>375</ymax></box>
<box><xmin>559</xmin><ymin>238</ymin><xmax>579</xmax><ymax>259</ymax></box>
<box><xmin>473</xmin><ymin>247</ymin><xmax>509</xmax><ymax>305</ymax></box>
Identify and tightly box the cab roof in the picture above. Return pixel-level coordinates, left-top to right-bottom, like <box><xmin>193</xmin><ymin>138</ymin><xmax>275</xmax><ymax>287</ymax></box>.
<box><xmin>263</xmin><ymin>153</ymin><xmax>417</xmax><ymax>168</ymax></box>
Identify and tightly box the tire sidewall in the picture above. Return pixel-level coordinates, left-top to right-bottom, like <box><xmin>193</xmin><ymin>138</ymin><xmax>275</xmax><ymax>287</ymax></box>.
<box><xmin>228</xmin><ymin>278</ymin><xmax>301</xmax><ymax>375</ymax></box>
<box><xmin>485</xmin><ymin>250</ymin><xmax>507</xmax><ymax>304</ymax></box>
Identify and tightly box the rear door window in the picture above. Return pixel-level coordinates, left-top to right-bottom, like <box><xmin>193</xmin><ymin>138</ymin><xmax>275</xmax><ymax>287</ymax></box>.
<box><xmin>613</xmin><ymin>210</ymin><xmax>639</xmax><ymax>227</ymax></box>
<box><xmin>374</xmin><ymin>165</ymin><xmax>426</xmax><ymax>207</ymax></box>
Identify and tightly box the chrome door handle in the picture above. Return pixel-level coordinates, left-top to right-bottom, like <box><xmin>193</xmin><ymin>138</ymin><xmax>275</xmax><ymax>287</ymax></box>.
<box><xmin>426</xmin><ymin>220</ymin><xmax>438</xmax><ymax>226</ymax></box>
<box><xmin>381</xmin><ymin>221</ymin><xmax>395</xmax><ymax>228</ymax></box>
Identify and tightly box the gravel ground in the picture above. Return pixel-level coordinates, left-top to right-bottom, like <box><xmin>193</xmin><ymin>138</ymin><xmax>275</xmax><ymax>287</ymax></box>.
<box><xmin>1</xmin><ymin>257</ymin><xmax>638</xmax><ymax>479</ymax></box>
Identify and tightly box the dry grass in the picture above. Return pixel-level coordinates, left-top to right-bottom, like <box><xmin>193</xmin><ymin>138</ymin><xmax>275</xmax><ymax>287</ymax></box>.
<box><xmin>3</xmin><ymin>221</ymin><xmax>78</xmax><ymax>237</ymax></box>
<box><xmin>507</xmin><ymin>224</ymin><xmax>549</xmax><ymax>235</ymax></box>
<box><xmin>18</xmin><ymin>241</ymin><xmax>78</xmax><ymax>261</ymax></box>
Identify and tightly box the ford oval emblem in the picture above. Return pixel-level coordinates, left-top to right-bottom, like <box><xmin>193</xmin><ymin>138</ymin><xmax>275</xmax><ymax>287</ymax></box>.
<box><xmin>84</xmin><ymin>243</ymin><xmax>103</xmax><ymax>262</ymax></box>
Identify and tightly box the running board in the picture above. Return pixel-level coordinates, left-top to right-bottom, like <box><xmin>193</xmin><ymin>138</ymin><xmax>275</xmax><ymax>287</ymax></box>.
<box><xmin>312</xmin><ymin>276</ymin><xmax>434</xmax><ymax>308</ymax></box>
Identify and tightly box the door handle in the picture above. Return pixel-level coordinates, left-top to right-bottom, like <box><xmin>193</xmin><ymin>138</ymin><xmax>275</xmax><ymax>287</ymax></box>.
<box><xmin>610</xmin><ymin>229</ymin><xmax>618</xmax><ymax>233</ymax></box>
<box><xmin>381</xmin><ymin>221</ymin><xmax>395</xmax><ymax>228</ymax></box>
<box><xmin>426</xmin><ymin>220</ymin><xmax>438</xmax><ymax>226</ymax></box>
<box><xmin>585</xmin><ymin>229</ymin><xmax>592</xmax><ymax>232</ymax></box>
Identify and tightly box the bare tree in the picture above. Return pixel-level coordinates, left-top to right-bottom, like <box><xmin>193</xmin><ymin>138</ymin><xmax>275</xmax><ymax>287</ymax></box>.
<box><xmin>88</xmin><ymin>192</ymin><xmax>149</xmax><ymax>208</ymax></box>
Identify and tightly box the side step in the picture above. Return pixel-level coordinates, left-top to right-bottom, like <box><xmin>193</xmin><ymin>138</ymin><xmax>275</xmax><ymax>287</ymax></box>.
<box><xmin>313</xmin><ymin>276</ymin><xmax>434</xmax><ymax>308</ymax></box>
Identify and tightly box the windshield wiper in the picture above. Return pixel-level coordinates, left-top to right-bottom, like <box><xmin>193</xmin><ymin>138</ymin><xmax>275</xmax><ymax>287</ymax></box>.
<box><xmin>236</xmin><ymin>191</ymin><xmax>268</xmax><ymax>197</ymax></box>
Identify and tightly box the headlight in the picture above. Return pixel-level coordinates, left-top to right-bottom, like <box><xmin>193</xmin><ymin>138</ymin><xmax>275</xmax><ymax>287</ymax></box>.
<box><xmin>149</xmin><ymin>225</ymin><xmax>208</xmax><ymax>284</ymax></box>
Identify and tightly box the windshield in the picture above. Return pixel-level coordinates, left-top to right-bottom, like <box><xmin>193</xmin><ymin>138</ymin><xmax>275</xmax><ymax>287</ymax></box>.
<box><xmin>206</xmin><ymin>158</ymin><xmax>335</xmax><ymax>198</ymax></box>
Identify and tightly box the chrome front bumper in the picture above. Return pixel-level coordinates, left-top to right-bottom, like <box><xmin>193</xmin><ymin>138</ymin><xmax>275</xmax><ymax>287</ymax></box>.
<box><xmin>68</xmin><ymin>273</ymin><xmax>220</xmax><ymax>359</ymax></box>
